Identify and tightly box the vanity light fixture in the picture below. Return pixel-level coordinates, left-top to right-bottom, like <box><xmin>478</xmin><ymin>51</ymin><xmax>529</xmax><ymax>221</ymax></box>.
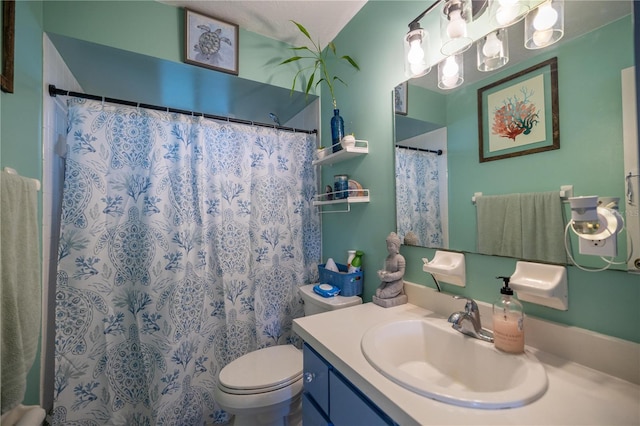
<box><xmin>477</xmin><ymin>28</ymin><xmax>509</xmax><ymax>71</ymax></box>
<box><xmin>438</xmin><ymin>53</ymin><xmax>464</xmax><ymax>89</ymax></box>
<box><xmin>489</xmin><ymin>0</ymin><xmax>530</xmax><ymax>28</ymax></box>
<box><xmin>404</xmin><ymin>22</ymin><xmax>430</xmax><ymax>78</ymax></box>
<box><xmin>402</xmin><ymin>0</ymin><xmax>564</xmax><ymax>87</ymax></box>
<box><xmin>440</xmin><ymin>0</ymin><xmax>474</xmax><ymax>55</ymax></box>
<box><xmin>525</xmin><ymin>0</ymin><xmax>564</xmax><ymax>49</ymax></box>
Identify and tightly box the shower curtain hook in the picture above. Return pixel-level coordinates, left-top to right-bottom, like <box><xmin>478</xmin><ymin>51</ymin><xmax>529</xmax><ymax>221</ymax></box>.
<box><xmin>136</xmin><ymin>102</ymin><xmax>140</xmax><ymax>112</ymax></box>
<box><xmin>101</xmin><ymin>96</ymin><xmax>105</xmax><ymax>107</ymax></box>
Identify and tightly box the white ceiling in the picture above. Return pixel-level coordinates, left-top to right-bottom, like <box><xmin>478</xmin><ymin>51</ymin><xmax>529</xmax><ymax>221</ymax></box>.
<box><xmin>157</xmin><ymin>0</ymin><xmax>368</xmax><ymax>47</ymax></box>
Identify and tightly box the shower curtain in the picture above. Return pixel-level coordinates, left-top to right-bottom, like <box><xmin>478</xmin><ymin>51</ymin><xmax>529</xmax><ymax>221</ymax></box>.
<box><xmin>52</xmin><ymin>98</ymin><xmax>320</xmax><ymax>425</ymax></box>
<box><xmin>395</xmin><ymin>148</ymin><xmax>443</xmax><ymax>247</ymax></box>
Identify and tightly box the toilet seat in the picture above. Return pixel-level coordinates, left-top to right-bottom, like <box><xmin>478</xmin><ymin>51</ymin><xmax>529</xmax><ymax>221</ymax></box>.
<box><xmin>218</xmin><ymin>345</ymin><xmax>303</xmax><ymax>395</ymax></box>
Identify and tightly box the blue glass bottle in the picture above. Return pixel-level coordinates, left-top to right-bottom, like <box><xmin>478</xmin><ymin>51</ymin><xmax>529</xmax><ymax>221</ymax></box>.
<box><xmin>331</xmin><ymin>109</ymin><xmax>344</xmax><ymax>153</ymax></box>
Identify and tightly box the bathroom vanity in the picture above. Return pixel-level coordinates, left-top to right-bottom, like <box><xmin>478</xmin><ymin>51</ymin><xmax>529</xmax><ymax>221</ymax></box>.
<box><xmin>292</xmin><ymin>283</ymin><xmax>640</xmax><ymax>425</ymax></box>
<box><xmin>302</xmin><ymin>344</ymin><xmax>395</xmax><ymax>425</ymax></box>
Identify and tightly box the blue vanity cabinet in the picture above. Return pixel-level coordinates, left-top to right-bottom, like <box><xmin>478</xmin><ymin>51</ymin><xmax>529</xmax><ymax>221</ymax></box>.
<box><xmin>302</xmin><ymin>343</ymin><xmax>397</xmax><ymax>426</ymax></box>
<box><xmin>303</xmin><ymin>344</ymin><xmax>331</xmax><ymax>426</ymax></box>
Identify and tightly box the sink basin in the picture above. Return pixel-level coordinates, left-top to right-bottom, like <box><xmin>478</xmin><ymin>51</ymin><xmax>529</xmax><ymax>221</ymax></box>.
<box><xmin>361</xmin><ymin>318</ymin><xmax>548</xmax><ymax>409</ymax></box>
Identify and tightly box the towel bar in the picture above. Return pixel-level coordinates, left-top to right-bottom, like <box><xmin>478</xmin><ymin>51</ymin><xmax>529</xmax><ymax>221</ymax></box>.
<box><xmin>471</xmin><ymin>185</ymin><xmax>573</xmax><ymax>204</ymax></box>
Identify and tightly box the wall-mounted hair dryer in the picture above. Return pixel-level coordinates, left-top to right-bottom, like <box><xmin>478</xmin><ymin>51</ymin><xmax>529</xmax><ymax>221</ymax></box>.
<box><xmin>568</xmin><ymin>196</ymin><xmax>623</xmax><ymax>258</ymax></box>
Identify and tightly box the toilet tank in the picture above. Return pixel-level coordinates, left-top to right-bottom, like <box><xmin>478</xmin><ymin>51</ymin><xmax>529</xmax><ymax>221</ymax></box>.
<box><xmin>298</xmin><ymin>284</ymin><xmax>362</xmax><ymax>316</ymax></box>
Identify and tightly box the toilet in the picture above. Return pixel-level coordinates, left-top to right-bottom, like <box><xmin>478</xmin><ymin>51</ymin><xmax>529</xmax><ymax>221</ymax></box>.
<box><xmin>214</xmin><ymin>284</ymin><xmax>362</xmax><ymax>426</ymax></box>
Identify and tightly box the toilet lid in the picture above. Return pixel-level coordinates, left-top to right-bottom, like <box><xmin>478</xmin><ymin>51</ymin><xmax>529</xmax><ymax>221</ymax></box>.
<box><xmin>218</xmin><ymin>345</ymin><xmax>303</xmax><ymax>394</ymax></box>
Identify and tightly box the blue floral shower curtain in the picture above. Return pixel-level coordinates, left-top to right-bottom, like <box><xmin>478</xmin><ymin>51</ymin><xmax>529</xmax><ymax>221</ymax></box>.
<box><xmin>395</xmin><ymin>148</ymin><xmax>443</xmax><ymax>247</ymax></box>
<box><xmin>53</xmin><ymin>98</ymin><xmax>320</xmax><ymax>425</ymax></box>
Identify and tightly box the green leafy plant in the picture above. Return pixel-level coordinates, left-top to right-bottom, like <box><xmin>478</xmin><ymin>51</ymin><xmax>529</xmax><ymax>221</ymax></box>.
<box><xmin>280</xmin><ymin>21</ymin><xmax>360</xmax><ymax>109</ymax></box>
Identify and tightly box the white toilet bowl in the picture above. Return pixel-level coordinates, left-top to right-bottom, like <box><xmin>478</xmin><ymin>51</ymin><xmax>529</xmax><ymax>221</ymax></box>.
<box><xmin>214</xmin><ymin>284</ymin><xmax>362</xmax><ymax>426</ymax></box>
<box><xmin>214</xmin><ymin>345</ymin><xmax>304</xmax><ymax>426</ymax></box>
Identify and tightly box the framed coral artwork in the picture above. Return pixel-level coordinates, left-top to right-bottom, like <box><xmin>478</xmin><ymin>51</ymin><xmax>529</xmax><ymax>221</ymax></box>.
<box><xmin>478</xmin><ymin>57</ymin><xmax>559</xmax><ymax>162</ymax></box>
<box><xmin>184</xmin><ymin>8</ymin><xmax>238</xmax><ymax>75</ymax></box>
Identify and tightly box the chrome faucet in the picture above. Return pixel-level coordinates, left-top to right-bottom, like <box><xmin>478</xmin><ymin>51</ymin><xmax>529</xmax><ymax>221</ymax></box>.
<box><xmin>447</xmin><ymin>296</ymin><xmax>494</xmax><ymax>343</ymax></box>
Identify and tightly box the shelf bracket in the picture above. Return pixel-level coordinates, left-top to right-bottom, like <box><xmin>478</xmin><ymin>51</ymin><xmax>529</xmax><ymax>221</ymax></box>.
<box><xmin>317</xmin><ymin>204</ymin><xmax>352</xmax><ymax>214</ymax></box>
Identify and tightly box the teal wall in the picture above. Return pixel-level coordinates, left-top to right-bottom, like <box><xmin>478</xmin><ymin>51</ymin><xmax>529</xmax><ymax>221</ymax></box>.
<box><xmin>405</xmin><ymin>85</ymin><xmax>446</xmax><ymax>126</ymax></box>
<box><xmin>1</xmin><ymin>0</ymin><xmax>638</xmax><ymax>410</ymax></box>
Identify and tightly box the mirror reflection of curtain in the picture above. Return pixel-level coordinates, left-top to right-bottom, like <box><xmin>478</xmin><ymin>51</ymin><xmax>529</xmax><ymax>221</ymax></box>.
<box><xmin>53</xmin><ymin>98</ymin><xmax>320</xmax><ymax>424</ymax></box>
<box><xmin>395</xmin><ymin>147</ymin><xmax>443</xmax><ymax>247</ymax></box>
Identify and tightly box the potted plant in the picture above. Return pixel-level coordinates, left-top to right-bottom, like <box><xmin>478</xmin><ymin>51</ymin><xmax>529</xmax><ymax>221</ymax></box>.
<box><xmin>280</xmin><ymin>21</ymin><xmax>360</xmax><ymax>152</ymax></box>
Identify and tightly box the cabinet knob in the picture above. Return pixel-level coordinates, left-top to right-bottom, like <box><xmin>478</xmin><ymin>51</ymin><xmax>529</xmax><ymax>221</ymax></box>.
<box><xmin>304</xmin><ymin>372</ymin><xmax>315</xmax><ymax>383</ymax></box>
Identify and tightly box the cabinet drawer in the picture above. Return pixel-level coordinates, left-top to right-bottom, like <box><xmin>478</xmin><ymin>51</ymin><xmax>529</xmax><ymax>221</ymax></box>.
<box><xmin>329</xmin><ymin>370</ymin><xmax>395</xmax><ymax>426</ymax></box>
<box><xmin>303</xmin><ymin>343</ymin><xmax>330</xmax><ymax>414</ymax></box>
<box><xmin>302</xmin><ymin>392</ymin><xmax>331</xmax><ymax>426</ymax></box>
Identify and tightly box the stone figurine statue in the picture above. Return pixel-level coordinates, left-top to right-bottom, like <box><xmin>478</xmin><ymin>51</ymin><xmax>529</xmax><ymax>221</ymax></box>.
<box><xmin>373</xmin><ymin>232</ymin><xmax>408</xmax><ymax>308</ymax></box>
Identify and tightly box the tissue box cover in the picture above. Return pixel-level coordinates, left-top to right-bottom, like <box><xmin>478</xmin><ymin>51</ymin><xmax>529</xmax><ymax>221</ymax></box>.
<box><xmin>317</xmin><ymin>263</ymin><xmax>363</xmax><ymax>296</ymax></box>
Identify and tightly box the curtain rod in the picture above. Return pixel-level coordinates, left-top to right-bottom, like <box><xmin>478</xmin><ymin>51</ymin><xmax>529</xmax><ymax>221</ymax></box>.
<box><xmin>395</xmin><ymin>144</ymin><xmax>443</xmax><ymax>155</ymax></box>
<box><xmin>48</xmin><ymin>85</ymin><xmax>317</xmax><ymax>135</ymax></box>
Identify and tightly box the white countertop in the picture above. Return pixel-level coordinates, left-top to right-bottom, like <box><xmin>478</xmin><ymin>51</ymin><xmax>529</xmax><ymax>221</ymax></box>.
<box><xmin>293</xmin><ymin>301</ymin><xmax>640</xmax><ymax>425</ymax></box>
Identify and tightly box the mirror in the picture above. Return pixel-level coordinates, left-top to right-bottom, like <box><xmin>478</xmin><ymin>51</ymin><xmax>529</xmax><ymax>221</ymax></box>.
<box><xmin>393</xmin><ymin>0</ymin><xmax>634</xmax><ymax>261</ymax></box>
<box><xmin>394</xmin><ymin>112</ymin><xmax>449</xmax><ymax>248</ymax></box>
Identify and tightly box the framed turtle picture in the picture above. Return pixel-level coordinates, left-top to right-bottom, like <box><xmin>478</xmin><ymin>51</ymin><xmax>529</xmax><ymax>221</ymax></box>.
<box><xmin>184</xmin><ymin>8</ymin><xmax>238</xmax><ymax>75</ymax></box>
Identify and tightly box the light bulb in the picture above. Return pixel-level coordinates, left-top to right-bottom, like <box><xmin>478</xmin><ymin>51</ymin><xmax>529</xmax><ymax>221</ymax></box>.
<box><xmin>439</xmin><ymin>56</ymin><xmax>462</xmax><ymax>89</ymax></box>
<box><xmin>532</xmin><ymin>29</ymin><xmax>553</xmax><ymax>46</ymax></box>
<box><xmin>482</xmin><ymin>32</ymin><xmax>502</xmax><ymax>57</ymax></box>
<box><xmin>447</xmin><ymin>9</ymin><xmax>467</xmax><ymax>39</ymax></box>
<box><xmin>533</xmin><ymin>3</ymin><xmax>558</xmax><ymax>31</ymax></box>
<box><xmin>442</xmin><ymin>56</ymin><xmax>459</xmax><ymax>77</ymax></box>
<box><xmin>442</xmin><ymin>74</ymin><xmax>459</xmax><ymax>88</ymax></box>
<box><xmin>407</xmin><ymin>39</ymin><xmax>425</xmax><ymax>65</ymax></box>
<box><xmin>495</xmin><ymin>5</ymin><xmax>518</xmax><ymax>25</ymax></box>
<box><xmin>498</xmin><ymin>0</ymin><xmax>518</xmax><ymax>6</ymax></box>
<box><xmin>410</xmin><ymin>62</ymin><xmax>428</xmax><ymax>76</ymax></box>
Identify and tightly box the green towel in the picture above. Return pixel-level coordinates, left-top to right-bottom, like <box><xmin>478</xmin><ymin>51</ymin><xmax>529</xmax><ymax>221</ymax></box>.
<box><xmin>520</xmin><ymin>191</ymin><xmax>567</xmax><ymax>264</ymax></box>
<box><xmin>476</xmin><ymin>194</ymin><xmax>523</xmax><ymax>258</ymax></box>
<box><xmin>476</xmin><ymin>191</ymin><xmax>566</xmax><ymax>264</ymax></box>
<box><xmin>1</xmin><ymin>172</ymin><xmax>41</xmax><ymax>414</ymax></box>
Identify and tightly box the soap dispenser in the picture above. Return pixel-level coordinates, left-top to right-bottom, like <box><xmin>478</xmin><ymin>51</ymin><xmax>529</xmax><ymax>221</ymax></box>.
<box><xmin>492</xmin><ymin>276</ymin><xmax>525</xmax><ymax>354</ymax></box>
